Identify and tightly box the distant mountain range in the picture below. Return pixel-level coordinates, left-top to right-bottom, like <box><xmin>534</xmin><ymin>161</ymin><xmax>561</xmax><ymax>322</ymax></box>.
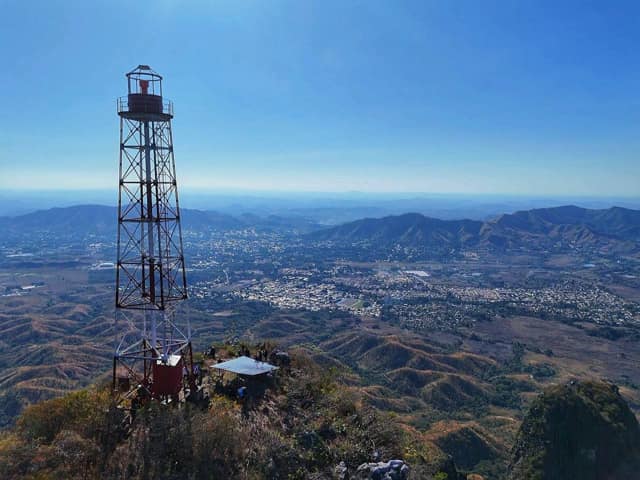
<box><xmin>310</xmin><ymin>205</ymin><xmax>640</xmax><ymax>253</ymax></box>
<box><xmin>1</xmin><ymin>204</ymin><xmax>639</xmax><ymax>254</ymax></box>
<box><xmin>0</xmin><ymin>205</ymin><xmax>320</xmax><ymax>236</ymax></box>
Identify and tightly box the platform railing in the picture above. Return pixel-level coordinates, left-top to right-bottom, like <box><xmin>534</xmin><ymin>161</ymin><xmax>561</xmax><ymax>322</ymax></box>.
<box><xmin>117</xmin><ymin>96</ymin><xmax>173</xmax><ymax>116</ymax></box>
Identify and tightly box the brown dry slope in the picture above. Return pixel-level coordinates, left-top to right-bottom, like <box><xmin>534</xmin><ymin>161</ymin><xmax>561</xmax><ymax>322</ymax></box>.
<box><xmin>0</xmin><ymin>277</ymin><xmax>112</xmax><ymax>412</ymax></box>
<box><xmin>319</xmin><ymin>330</ymin><xmax>519</xmax><ymax>475</ymax></box>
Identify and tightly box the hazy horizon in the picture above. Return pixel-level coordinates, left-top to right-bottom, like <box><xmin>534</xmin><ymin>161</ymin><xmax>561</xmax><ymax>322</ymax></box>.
<box><xmin>2</xmin><ymin>188</ymin><xmax>639</xmax><ymax>221</ymax></box>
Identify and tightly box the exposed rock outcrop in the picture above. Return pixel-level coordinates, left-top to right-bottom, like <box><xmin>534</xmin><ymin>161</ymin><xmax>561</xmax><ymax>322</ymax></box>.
<box><xmin>509</xmin><ymin>380</ymin><xmax>640</xmax><ymax>480</ymax></box>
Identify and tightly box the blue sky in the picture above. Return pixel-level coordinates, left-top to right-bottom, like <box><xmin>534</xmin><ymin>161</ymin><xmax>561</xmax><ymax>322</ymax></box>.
<box><xmin>1</xmin><ymin>0</ymin><xmax>639</xmax><ymax>196</ymax></box>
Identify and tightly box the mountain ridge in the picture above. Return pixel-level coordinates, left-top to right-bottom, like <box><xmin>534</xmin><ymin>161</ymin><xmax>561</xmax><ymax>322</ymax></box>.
<box><xmin>2</xmin><ymin>204</ymin><xmax>639</xmax><ymax>255</ymax></box>
<box><xmin>0</xmin><ymin>204</ymin><xmax>320</xmax><ymax>235</ymax></box>
<box><xmin>310</xmin><ymin>205</ymin><xmax>640</xmax><ymax>253</ymax></box>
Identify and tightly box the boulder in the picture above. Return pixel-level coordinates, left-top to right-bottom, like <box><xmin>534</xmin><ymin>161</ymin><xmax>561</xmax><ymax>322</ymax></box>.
<box><xmin>355</xmin><ymin>459</ymin><xmax>409</xmax><ymax>480</ymax></box>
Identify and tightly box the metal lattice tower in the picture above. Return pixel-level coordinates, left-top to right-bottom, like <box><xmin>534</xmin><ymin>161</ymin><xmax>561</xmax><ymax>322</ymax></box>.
<box><xmin>112</xmin><ymin>65</ymin><xmax>194</xmax><ymax>403</ymax></box>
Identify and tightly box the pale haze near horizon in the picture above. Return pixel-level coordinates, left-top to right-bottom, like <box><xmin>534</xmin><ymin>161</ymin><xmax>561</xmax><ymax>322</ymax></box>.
<box><xmin>1</xmin><ymin>1</ymin><xmax>639</xmax><ymax>196</ymax></box>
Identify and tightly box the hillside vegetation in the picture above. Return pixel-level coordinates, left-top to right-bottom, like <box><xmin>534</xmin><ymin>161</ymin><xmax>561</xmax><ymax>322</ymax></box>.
<box><xmin>0</xmin><ymin>350</ymin><xmax>463</xmax><ymax>480</ymax></box>
<box><xmin>510</xmin><ymin>380</ymin><xmax>640</xmax><ymax>480</ymax></box>
<box><xmin>2</xmin><ymin>349</ymin><xmax>636</xmax><ymax>480</ymax></box>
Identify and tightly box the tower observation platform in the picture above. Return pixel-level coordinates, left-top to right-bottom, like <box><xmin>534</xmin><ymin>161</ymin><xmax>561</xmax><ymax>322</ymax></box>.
<box><xmin>117</xmin><ymin>65</ymin><xmax>173</xmax><ymax>121</ymax></box>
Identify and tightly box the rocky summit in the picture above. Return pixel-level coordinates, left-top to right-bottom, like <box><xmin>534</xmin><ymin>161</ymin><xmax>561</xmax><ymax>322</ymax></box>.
<box><xmin>509</xmin><ymin>380</ymin><xmax>640</xmax><ymax>480</ymax></box>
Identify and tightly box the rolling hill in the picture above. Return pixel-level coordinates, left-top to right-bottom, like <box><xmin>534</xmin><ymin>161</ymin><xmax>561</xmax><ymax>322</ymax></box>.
<box><xmin>310</xmin><ymin>213</ymin><xmax>482</xmax><ymax>249</ymax></box>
